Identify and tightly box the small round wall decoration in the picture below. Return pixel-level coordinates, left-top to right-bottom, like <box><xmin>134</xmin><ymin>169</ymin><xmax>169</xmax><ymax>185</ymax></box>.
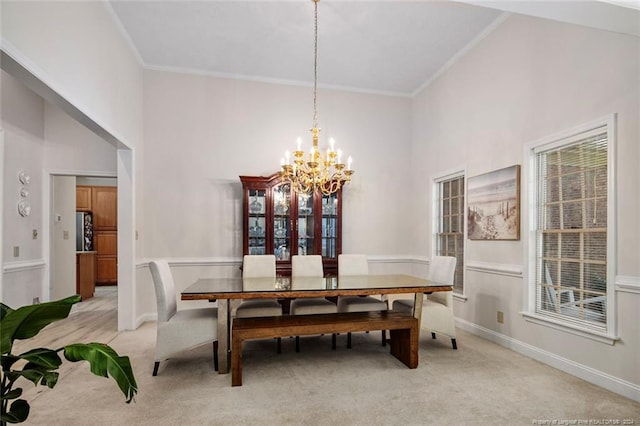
<box><xmin>18</xmin><ymin>170</ymin><xmax>30</xmax><ymax>185</ymax></box>
<box><xmin>20</xmin><ymin>187</ymin><xmax>29</xmax><ymax>198</ymax></box>
<box><xmin>18</xmin><ymin>200</ymin><xmax>31</xmax><ymax>217</ymax></box>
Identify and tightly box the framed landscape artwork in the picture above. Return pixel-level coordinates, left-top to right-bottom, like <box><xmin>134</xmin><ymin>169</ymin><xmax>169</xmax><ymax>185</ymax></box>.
<box><xmin>468</xmin><ymin>165</ymin><xmax>520</xmax><ymax>240</ymax></box>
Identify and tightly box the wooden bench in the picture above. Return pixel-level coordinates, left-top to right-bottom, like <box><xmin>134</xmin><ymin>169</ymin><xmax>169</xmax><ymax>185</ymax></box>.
<box><xmin>231</xmin><ymin>311</ymin><xmax>419</xmax><ymax>386</ymax></box>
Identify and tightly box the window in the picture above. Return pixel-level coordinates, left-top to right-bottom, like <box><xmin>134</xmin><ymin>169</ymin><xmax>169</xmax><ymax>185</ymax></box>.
<box><xmin>531</xmin><ymin>117</ymin><xmax>614</xmax><ymax>335</ymax></box>
<box><xmin>435</xmin><ymin>174</ymin><xmax>465</xmax><ymax>294</ymax></box>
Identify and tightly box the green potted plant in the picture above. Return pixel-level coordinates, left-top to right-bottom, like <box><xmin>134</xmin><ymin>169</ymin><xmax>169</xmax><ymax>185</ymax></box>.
<box><xmin>1</xmin><ymin>295</ymin><xmax>137</xmax><ymax>424</ymax></box>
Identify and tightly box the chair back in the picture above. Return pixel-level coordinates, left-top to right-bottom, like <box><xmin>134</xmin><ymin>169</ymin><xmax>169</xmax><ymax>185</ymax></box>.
<box><xmin>149</xmin><ymin>260</ymin><xmax>177</xmax><ymax>323</ymax></box>
<box><xmin>338</xmin><ymin>254</ymin><xmax>368</xmax><ymax>276</ymax></box>
<box><xmin>292</xmin><ymin>255</ymin><xmax>323</xmax><ymax>277</ymax></box>
<box><xmin>243</xmin><ymin>255</ymin><xmax>276</xmax><ymax>278</ymax></box>
<box><xmin>427</xmin><ymin>256</ymin><xmax>456</xmax><ymax>305</ymax></box>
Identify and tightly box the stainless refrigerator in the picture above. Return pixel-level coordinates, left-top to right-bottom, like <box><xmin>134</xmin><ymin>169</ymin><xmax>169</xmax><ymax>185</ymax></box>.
<box><xmin>76</xmin><ymin>212</ymin><xmax>94</xmax><ymax>251</ymax></box>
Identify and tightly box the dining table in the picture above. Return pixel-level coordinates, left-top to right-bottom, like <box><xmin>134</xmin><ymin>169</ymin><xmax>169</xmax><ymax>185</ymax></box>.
<box><xmin>181</xmin><ymin>274</ymin><xmax>452</xmax><ymax>374</ymax></box>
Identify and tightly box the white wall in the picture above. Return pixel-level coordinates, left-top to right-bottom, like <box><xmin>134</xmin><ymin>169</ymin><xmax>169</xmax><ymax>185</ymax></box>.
<box><xmin>411</xmin><ymin>13</ymin><xmax>639</xmax><ymax>395</ymax></box>
<box><xmin>1</xmin><ymin>70</ymin><xmax>45</xmax><ymax>308</ymax></box>
<box><xmin>51</xmin><ymin>175</ymin><xmax>75</xmax><ymax>300</ymax></box>
<box><xmin>1</xmin><ymin>0</ymin><xmax>143</xmax><ymax>149</ymax></box>
<box><xmin>1</xmin><ymin>0</ymin><xmax>143</xmax><ymax>329</ymax></box>
<box><xmin>142</xmin><ymin>70</ymin><xmax>413</xmax><ymax>260</ymax></box>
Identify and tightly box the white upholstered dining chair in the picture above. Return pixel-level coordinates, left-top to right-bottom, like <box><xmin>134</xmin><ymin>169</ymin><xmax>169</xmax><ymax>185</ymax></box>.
<box><xmin>289</xmin><ymin>255</ymin><xmax>337</xmax><ymax>351</ymax></box>
<box><xmin>336</xmin><ymin>254</ymin><xmax>388</xmax><ymax>348</ymax></box>
<box><xmin>149</xmin><ymin>260</ymin><xmax>218</xmax><ymax>376</ymax></box>
<box><xmin>237</xmin><ymin>255</ymin><xmax>283</xmax><ymax>317</ymax></box>
<box><xmin>392</xmin><ymin>256</ymin><xmax>458</xmax><ymax>349</ymax></box>
<box><xmin>236</xmin><ymin>255</ymin><xmax>283</xmax><ymax>352</ymax></box>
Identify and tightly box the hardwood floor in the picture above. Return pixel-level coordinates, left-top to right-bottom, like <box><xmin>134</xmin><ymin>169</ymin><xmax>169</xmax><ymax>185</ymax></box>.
<box><xmin>10</xmin><ymin>286</ymin><xmax>118</xmax><ymax>401</ymax></box>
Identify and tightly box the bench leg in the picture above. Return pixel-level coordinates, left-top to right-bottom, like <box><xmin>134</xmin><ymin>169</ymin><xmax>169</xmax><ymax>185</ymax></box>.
<box><xmin>231</xmin><ymin>334</ymin><xmax>243</xmax><ymax>386</ymax></box>
<box><xmin>389</xmin><ymin>323</ymin><xmax>419</xmax><ymax>369</ymax></box>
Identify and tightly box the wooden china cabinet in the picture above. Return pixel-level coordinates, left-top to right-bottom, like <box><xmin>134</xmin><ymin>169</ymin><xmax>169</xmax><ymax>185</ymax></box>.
<box><xmin>240</xmin><ymin>173</ymin><xmax>342</xmax><ymax>276</ymax></box>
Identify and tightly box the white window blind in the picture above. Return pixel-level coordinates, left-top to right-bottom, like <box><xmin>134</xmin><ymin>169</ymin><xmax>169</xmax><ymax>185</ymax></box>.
<box><xmin>534</xmin><ymin>129</ymin><xmax>608</xmax><ymax>330</ymax></box>
<box><xmin>436</xmin><ymin>175</ymin><xmax>465</xmax><ymax>294</ymax></box>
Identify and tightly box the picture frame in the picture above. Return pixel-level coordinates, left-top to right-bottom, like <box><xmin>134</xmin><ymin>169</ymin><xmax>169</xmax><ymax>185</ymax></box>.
<box><xmin>467</xmin><ymin>165</ymin><xmax>520</xmax><ymax>240</ymax></box>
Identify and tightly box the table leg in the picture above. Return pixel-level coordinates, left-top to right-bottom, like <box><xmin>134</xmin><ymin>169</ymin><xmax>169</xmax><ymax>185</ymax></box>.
<box><xmin>217</xmin><ymin>299</ymin><xmax>230</xmax><ymax>374</ymax></box>
<box><xmin>412</xmin><ymin>292</ymin><xmax>424</xmax><ymax>339</ymax></box>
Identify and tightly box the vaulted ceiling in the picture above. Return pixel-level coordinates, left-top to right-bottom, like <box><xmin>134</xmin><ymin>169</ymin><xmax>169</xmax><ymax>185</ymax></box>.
<box><xmin>108</xmin><ymin>1</ymin><xmax>640</xmax><ymax>97</ymax></box>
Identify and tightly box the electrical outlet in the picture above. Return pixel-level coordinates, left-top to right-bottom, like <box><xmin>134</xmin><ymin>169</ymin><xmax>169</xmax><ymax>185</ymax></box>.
<box><xmin>13</xmin><ymin>246</ymin><xmax>19</xmax><ymax>257</ymax></box>
<box><xmin>32</xmin><ymin>297</ymin><xmax>40</xmax><ymax>305</ymax></box>
<box><xmin>497</xmin><ymin>311</ymin><xmax>504</xmax><ymax>324</ymax></box>
<box><xmin>63</xmin><ymin>230</ymin><xmax>69</xmax><ymax>240</ymax></box>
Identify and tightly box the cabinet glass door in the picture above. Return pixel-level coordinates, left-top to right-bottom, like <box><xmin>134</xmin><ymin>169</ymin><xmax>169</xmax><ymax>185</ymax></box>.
<box><xmin>247</xmin><ymin>189</ymin><xmax>266</xmax><ymax>255</ymax></box>
<box><xmin>273</xmin><ymin>183</ymin><xmax>291</xmax><ymax>261</ymax></box>
<box><xmin>321</xmin><ymin>193</ymin><xmax>338</xmax><ymax>258</ymax></box>
<box><xmin>297</xmin><ymin>193</ymin><xmax>314</xmax><ymax>256</ymax></box>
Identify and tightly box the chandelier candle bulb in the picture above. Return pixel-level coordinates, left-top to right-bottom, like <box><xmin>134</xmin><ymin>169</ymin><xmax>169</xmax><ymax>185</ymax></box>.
<box><xmin>347</xmin><ymin>156</ymin><xmax>352</xmax><ymax>170</ymax></box>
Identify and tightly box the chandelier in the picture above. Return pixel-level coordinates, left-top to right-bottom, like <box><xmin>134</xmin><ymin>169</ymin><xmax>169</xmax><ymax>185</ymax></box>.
<box><xmin>280</xmin><ymin>0</ymin><xmax>354</xmax><ymax>196</ymax></box>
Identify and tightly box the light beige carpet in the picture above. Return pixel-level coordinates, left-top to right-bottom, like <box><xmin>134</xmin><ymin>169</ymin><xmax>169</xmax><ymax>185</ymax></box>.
<box><xmin>13</xmin><ymin>291</ymin><xmax>640</xmax><ymax>425</ymax></box>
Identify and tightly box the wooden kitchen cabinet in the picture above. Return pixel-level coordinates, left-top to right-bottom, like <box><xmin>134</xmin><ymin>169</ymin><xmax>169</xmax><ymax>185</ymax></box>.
<box><xmin>94</xmin><ymin>231</ymin><xmax>117</xmax><ymax>284</ymax></box>
<box><xmin>92</xmin><ymin>186</ymin><xmax>117</xmax><ymax>230</ymax></box>
<box><xmin>76</xmin><ymin>186</ymin><xmax>92</xmax><ymax>211</ymax></box>
<box><xmin>76</xmin><ymin>185</ymin><xmax>118</xmax><ymax>285</ymax></box>
<box><xmin>76</xmin><ymin>251</ymin><xmax>96</xmax><ymax>300</ymax></box>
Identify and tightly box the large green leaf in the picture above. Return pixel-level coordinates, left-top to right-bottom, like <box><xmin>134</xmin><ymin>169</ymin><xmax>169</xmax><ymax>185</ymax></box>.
<box><xmin>0</xmin><ymin>302</ymin><xmax>14</xmax><ymax>321</ymax></box>
<box><xmin>1</xmin><ymin>387</ymin><xmax>23</xmax><ymax>401</ymax></box>
<box><xmin>18</xmin><ymin>364</ymin><xmax>59</xmax><ymax>388</ymax></box>
<box><xmin>1</xmin><ymin>354</ymin><xmax>20</xmax><ymax>372</ymax></box>
<box><xmin>0</xmin><ymin>296</ymin><xmax>80</xmax><ymax>355</ymax></box>
<box><xmin>63</xmin><ymin>343</ymin><xmax>137</xmax><ymax>403</ymax></box>
<box><xmin>19</xmin><ymin>348</ymin><xmax>62</xmax><ymax>370</ymax></box>
<box><xmin>0</xmin><ymin>399</ymin><xmax>29</xmax><ymax>424</ymax></box>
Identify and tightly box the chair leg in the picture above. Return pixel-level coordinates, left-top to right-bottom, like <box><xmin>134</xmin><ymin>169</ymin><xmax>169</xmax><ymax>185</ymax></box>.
<box><xmin>152</xmin><ymin>361</ymin><xmax>160</xmax><ymax>376</ymax></box>
<box><xmin>347</xmin><ymin>332</ymin><xmax>352</xmax><ymax>349</ymax></box>
<box><xmin>295</xmin><ymin>336</ymin><xmax>300</xmax><ymax>352</ymax></box>
<box><xmin>213</xmin><ymin>341</ymin><xmax>219</xmax><ymax>371</ymax></box>
<box><xmin>332</xmin><ymin>333</ymin><xmax>336</xmax><ymax>350</ymax></box>
<box><xmin>277</xmin><ymin>337</ymin><xmax>282</xmax><ymax>354</ymax></box>
<box><xmin>451</xmin><ymin>338</ymin><xmax>457</xmax><ymax>350</ymax></box>
<box><xmin>381</xmin><ymin>330</ymin><xmax>387</xmax><ymax>347</ymax></box>
<box><xmin>431</xmin><ymin>332</ymin><xmax>436</xmax><ymax>339</ymax></box>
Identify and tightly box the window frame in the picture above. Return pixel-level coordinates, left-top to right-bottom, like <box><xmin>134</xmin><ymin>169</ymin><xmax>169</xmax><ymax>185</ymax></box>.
<box><xmin>524</xmin><ymin>114</ymin><xmax>618</xmax><ymax>344</ymax></box>
<box><xmin>432</xmin><ymin>169</ymin><xmax>466</xmax><ymax>298</ymax></box>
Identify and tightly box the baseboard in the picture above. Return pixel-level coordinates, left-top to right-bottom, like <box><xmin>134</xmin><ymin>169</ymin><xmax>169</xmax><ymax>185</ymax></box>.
<box><xmin>455</xmin><ymin>318</ymin><xmax>640</xmax><ymax>403</ymax></box>
<box><xmin>135</xmin><ymin>312</ymin><xmax>157</xmax><ymax>329</ymax></box>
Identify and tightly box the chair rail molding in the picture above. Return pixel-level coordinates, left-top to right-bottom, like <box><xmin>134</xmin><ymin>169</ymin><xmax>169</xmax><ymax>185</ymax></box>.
<box><xmin>3</xmin><ymin>259</ymin><xmax>46</xmax><ymax>273</ymax></box>
<box><xmin>137</xmin><ymin>257</ymin><xmax>242</xmax><ymax>268</ymax></box>
<box><xmin>466</xmin><ymin>261</ymin><xmax>523</xmax><ymax>278</ymax></box>
<box><xmin>615</xmin><ymin>275</ymin><xmax>640</xmax><ymax>294</ymax></box>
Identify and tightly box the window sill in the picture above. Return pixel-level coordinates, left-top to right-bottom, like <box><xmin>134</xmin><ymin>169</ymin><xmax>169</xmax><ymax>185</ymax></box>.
<box><xmin>521</xmin><ymin>312</ymin><xmax>619</xmax><ymax>345</ymax></box>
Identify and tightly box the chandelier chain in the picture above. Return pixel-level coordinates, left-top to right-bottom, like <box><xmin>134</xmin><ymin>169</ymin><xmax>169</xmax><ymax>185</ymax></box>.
<box><xmin>312</xmin><ymin>0</ymin><xmax>318</xmax><ymax>129</ymax></box>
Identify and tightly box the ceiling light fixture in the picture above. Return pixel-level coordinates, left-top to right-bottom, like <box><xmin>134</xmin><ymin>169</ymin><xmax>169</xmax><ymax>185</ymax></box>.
<box><xmin>280</xmin><ymin>0</ymin><xmax>353</xmax><ymax>196</ymax></box>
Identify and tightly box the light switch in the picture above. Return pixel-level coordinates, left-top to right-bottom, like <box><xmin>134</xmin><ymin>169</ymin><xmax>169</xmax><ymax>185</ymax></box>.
<box><xmin>33</xmin><ymin>229</ymin><xmax>38</xmax><ymax>239</ymax></box>
<box><xmin>13</xmin><ymin>246</ymin><xmax>19</xmax><ymax>257</ymax></box>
